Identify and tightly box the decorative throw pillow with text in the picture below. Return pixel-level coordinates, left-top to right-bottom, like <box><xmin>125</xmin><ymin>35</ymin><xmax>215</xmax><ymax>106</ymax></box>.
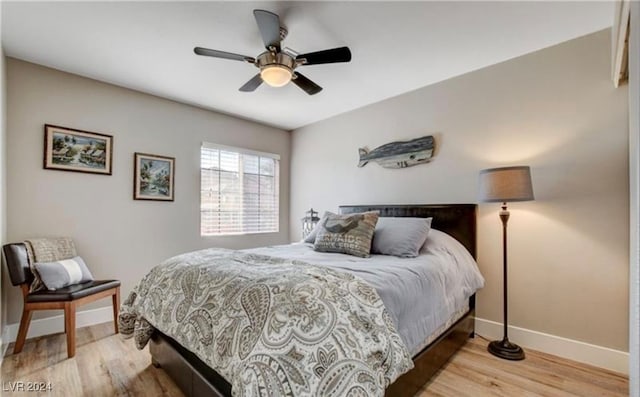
<box><xmin>314</xmin><ymin>211</ymin><xmax>379</xmax><ymax>257</ymax></box>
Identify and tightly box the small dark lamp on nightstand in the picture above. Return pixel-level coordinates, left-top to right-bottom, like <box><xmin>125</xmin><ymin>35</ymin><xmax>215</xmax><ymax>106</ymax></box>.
<box><xmin>479</xmin><ymin>165</ymin><xmax>534</xmax><ymax>361</ymax></box>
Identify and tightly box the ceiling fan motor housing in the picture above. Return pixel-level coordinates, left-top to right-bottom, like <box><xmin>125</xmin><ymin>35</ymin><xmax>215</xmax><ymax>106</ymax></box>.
<box><xmin>256</xmin><ymin>51</ymin><xmax>296</xmax><ymax>73</ymax></box>
<box><xmin>279</xmin><ymin>26</ymin><xmax>288</xmax><ymax>41</ymax></box>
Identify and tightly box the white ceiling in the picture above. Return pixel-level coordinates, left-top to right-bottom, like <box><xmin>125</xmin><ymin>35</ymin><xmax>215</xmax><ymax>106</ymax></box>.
<box><xmin>2</xmin><ymin>1</ymin><xmax>613</xmax><ymax>131</ymax></box>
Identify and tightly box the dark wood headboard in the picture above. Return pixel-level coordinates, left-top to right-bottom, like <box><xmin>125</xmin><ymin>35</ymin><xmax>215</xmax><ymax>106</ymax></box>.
<box><xmin>339</xmin><ymin>204</ymin><xmax>477</xmax><ymax>259</ymax></box>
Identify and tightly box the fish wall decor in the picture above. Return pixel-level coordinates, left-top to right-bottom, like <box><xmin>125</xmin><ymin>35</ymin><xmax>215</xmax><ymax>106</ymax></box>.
<box><xmin>357</xmin><ymin>135</ymin><xmax>435</xmax><ymax>169</ymax></box>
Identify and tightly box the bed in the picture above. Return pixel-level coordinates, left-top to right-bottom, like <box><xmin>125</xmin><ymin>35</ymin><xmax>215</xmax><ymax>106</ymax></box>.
<box><xmin>125</xmin><ymin>204</ymin><xmax>481</xmax><ymax>397</ymax></box>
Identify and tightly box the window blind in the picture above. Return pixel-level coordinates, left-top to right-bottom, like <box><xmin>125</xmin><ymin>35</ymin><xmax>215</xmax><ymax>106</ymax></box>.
<box><xmin>201</xmin><ymin>143</ymin><xmax>279</xmax><ymax>236</ymax></box>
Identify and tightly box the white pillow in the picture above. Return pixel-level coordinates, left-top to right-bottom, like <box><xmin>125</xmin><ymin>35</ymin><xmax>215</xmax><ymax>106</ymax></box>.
<box><xmin>421</xmin><ymin>228</ymin><xmax>471</xmax><ymax>256</ymax></box>
<box><xmin>421</xmin><ymin>229</ymin><xmax>485</xmax><ymax>299</ymax></box>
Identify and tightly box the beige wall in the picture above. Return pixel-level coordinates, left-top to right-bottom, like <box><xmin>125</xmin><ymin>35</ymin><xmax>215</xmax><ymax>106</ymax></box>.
<box><xmin>629</xmin><ymin>1</ymin><xmax>639</xmax><ymax>393</ymax></box>
<box><xmin>5</xmin><ymin>59</ymin><xmax>290</xmax><ymax>325</ymax></box>
<box><xmin>290</xmin><ymin>29</ymin><xmax>629</xmax><ymax>351</ymax></box>
<box><xmin>1</xmin><ymin>49</ymin><xmax>7</xmax><ymax>348</ymax></box>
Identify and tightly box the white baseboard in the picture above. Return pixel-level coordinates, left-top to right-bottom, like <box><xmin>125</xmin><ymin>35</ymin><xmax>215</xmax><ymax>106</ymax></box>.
<box><xmin>475</xmin><ymin>317</ymin><xmax>629</xmax><ymax>375</ymax></box>
<box><xmin>5</xmin><ymin>306</ymin><xmax>113</xmax><ymax>344</ymax></box>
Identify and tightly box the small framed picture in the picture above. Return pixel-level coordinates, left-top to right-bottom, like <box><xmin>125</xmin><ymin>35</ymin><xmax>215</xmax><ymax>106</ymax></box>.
<box><xmin>44</xmin><ymin>124</ymin><xmax>113</xmax><ymax>175</ymax></box>
<box><xmin>134</xmin><ymin>152</ymin><xmax>175</xmax><ymax>201</ymax></box>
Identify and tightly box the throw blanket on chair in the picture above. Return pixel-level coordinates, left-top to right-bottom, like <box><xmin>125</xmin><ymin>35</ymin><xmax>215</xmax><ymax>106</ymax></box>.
<box><xmin>119</xmin><ymin>248</ymin><xmax>413</xmax><ymax>397</ymax></box>
<box><xmin>24</xmin><ymin>237</ymin><xmax>77</xmax><ymax>292</ymax></box>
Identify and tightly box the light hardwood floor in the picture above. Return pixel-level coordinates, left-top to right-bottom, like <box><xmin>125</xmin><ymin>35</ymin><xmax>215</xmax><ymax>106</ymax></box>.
<box><xmin>1</xmin><ymin>322</ymin><xmax>628</xmax><ymax>397</ymax></box>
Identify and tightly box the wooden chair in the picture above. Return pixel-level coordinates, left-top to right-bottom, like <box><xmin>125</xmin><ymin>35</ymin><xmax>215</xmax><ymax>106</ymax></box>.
<box><xmin>2</xmin><ymin>243</ymin><xmax>121</xmax><ymax>358</ymax></box>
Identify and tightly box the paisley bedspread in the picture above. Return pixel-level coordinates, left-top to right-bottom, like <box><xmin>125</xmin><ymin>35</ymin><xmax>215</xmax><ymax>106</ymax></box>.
<box><xmin>119</xmin><ymin>248</ymin><xmax>413</xmax><ymax>396</ymax></box>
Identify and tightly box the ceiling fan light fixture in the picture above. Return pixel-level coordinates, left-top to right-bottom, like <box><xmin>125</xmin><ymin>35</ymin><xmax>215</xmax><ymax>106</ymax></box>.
<box><xmin>260</xmin><ymin>65</ymin><xmax>292</xmax><ymax>87</ymax></box>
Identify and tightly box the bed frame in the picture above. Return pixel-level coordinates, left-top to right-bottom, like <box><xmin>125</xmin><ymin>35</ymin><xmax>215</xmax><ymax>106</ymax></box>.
<box><xmin>149</xmin><ymin>204</ymin><xmax>477</xmax><ymax>397</ymax></box>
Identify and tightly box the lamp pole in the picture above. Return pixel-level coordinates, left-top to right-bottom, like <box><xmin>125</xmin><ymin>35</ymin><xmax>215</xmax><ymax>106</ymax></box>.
<box><xmin>487</xmin><ymin>202</ymin><xmax>525</xmax><ymax>360</ymax></box>
<box><xmin>500</xmin><ymin>203</ymin><xmax>510</xmax><ymax>345</ymax></box>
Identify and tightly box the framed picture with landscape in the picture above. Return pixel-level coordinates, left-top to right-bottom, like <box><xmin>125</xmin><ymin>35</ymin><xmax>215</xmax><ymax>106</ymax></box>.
<box><xmin>134</xmin><ymin>152</ymin><xmax>175</xmax><ymax>201</ymax></box>
<box><xmin>44</xmin><ymin>124</ymin><xmax>113</xmax><ymax>175</ymax></box>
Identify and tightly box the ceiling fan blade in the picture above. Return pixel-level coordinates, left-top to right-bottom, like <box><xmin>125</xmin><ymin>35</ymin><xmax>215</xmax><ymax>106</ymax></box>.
<box><xmin>194</xmin><ymin>47</ymin><xmax>255</xmax><ymax>63</ymax></box>
<box><xmin>239</xmin><ymin>74</ymin><xmax>264</xmax><ymax>92</ymax></box>
<box><xmin>297</xmin><ymin>47</ymin><xmax>352</xmax><ymax>65</ymax></box>
<box><xmin>292</xmin><ymin>72</ymin><xmax>322</xmax><ymax>95</ymax></box>
<box><xmin>253</xmin><ymin>10</ymin><xmax>281</xmax><ymax>50</ymax></box>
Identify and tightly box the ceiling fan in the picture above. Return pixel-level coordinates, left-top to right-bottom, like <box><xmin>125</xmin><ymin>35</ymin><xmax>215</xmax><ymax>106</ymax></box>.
<box><xmin>194</xmin><ymin>9</ymin><xmax>352</xmax><ymax>95</ymax></box>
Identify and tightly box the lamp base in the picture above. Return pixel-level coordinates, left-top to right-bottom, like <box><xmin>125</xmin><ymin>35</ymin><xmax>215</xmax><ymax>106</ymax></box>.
<box><xmin>488</xmin><ymin>338</ymin><xmax>525</xmax><ymax>361</ymax></box>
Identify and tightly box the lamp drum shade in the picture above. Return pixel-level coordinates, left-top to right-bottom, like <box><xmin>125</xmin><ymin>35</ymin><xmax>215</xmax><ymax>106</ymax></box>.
<box><xmin>479</xmin><ymin>166</ymin><xmax>534</xmax><ymax>203</ymax></box>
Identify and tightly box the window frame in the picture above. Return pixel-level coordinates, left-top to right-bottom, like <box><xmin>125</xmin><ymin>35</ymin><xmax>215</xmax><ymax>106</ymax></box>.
<box><xmin>200</xmin><ymin>142</ymin><xmax>280</xmax><ymax>237</ymax></box>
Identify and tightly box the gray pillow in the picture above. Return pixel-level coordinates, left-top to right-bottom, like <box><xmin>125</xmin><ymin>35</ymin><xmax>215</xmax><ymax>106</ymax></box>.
<box><xmin>34</xmin><ymin>256</ymin><xmax>94</xmax><ymax>290</ymax></box>
<box><xmin>304</xmin><ymin>213</ymin><xmax>328</xmax><ymax>243</ymax></box>
<box><xmin>314</xmin><ymin>211</ymin><xmax>379</xmax><ymax>257</ymax></box>
<box><xmin>371</xmin><ymin>217</ymin><xmax>433</xmax><ymax>258</ymax></box>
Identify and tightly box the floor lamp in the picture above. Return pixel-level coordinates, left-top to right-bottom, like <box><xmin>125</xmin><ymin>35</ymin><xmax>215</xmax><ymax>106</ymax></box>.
<box><xmin>479</xmin><ymin>165</ymin><xmax>534</xmax><ymax>361</ymax></box>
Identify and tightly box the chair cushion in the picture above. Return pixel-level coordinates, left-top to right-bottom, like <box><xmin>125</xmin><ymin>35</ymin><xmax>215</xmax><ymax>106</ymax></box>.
<box><xmin>26</xmin><ymin>280</ymin><xmax>120</xmax><ymax>302</ymax></box>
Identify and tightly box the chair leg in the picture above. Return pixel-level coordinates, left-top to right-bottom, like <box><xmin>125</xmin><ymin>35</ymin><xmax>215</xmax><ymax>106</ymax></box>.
<box><xmin>13</xmin><ymin>309</ymin><xmax>32</xmax><ymax>354</ymax></box>
<box><xmin>112</xmin><ymin>287</ymin><xmax>120</xmax><ymax>334</ymax></box>
<box><xmin>64</xmin><ymin>302</ymin><xmax>76</xmax><ymax>358</ymax></box>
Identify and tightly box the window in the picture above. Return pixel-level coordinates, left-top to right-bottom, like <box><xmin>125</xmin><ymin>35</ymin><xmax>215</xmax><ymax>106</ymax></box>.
<box><xmin>200</xmin><ymin>142</ymin><xmax>279</xmax><ymax>236</ymax></box>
